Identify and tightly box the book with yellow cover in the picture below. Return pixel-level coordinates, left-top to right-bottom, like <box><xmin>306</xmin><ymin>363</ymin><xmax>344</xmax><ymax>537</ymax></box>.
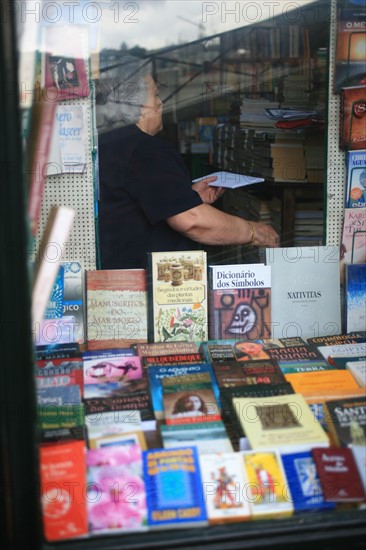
<box><xmin>233</xmin><ymin>393</ymin><xmax>329</xmax><ymax>453</ymax></box>
<box><xmin>241</xmin><ymin>450</ymin><xmax>293</xmax><ymax>519</ymax></box>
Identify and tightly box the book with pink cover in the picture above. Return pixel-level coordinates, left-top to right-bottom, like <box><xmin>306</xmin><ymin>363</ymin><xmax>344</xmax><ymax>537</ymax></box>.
<box><xmin>86</xmin><ymin>444</ymin><xmax>147</xmax><ymax>533</ymax></box>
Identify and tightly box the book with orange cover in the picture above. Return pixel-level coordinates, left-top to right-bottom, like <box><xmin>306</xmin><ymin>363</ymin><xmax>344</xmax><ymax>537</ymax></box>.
<box><xmin>39</xmin><ymin>440</ymin><xmax>88</xmax><ymax>541</ymax></box>
<box><xmin>285</xmin><ymin>370</ymin><xmax>360</xmax><ymax>397</ymax></box>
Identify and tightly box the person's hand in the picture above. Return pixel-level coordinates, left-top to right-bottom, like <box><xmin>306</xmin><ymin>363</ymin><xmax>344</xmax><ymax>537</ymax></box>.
<box><xmin>192</xmin><ymin>176</ymin><xmax>225</xmax><ymax>204</ymax></box>
<box><xmin>251</xmin><ymin>221</ymin><xmax>280</xmax><ymax>247</ymax></box>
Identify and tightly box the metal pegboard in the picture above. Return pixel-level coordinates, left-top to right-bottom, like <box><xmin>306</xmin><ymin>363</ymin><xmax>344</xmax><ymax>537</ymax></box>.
<box><xmin>34</xmin><ymin>89</ymin><xmax>97</xmax><ymax>272</ymax></box>
<box><xmin>326</xmin><ymin>0</ymin><xmax>346</xmax><ymax>246</ymax></box>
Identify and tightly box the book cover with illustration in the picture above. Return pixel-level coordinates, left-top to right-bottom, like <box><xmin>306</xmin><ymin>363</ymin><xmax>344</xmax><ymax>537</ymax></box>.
<box><xmin>147</xmin><ymin>362</ymin><xmax>219</xmax><ymax>421</ymax></box>
<box><xmin>345</xmin><ymin>263</ymin><xmax>366</xmax><ymax>333</ymax></box>
<box><xmin>208</xmin><ymin>264</ymin><xmax>271</xmax><ymax>341</ymax></box>
<box><xmin>198</xmin><ymin>452</ymin><xmax>252</xmax><ymax>524</ymax></box>
<box><xmin>38</xmin><ymin>261</ymin><xmax>84</xmax><ymax>346</ymax></box>
<box><xmin>82</xmin><ymin>348</ymin><xmax>144</xmax><ymax>400</ymax></box>
<box><xmin>345</xmin><ymin>150</ymin><xmax>366</xmax><ymax>207</ymax></box>
<box><xmin>241</xmin><ymin>450</ymin><xmax>293</xmax><ymax>519</ymax></box>
<box><xmin>86</xmin><ymin>444</ymin><xmax>147</xmax><ymax>534</ymax></box>
<box><xmin>266</xmin><ymin>246</ymin><xmax>341</xmax><ymax>339</ymax></box>
<box><xmin>86</xmin><ymin>268</ymin><xmax>148</xmax><ymax>350</ymax></box>
<box><xmin>281</xmin><ymin>451</ymin><xmax>335</xmax><ymax>512</ymax></box>
<box><xmin>39</xmin><ymin>440</ymin><xmax>88</xmax><ymax>541</ymax></box>
<box><xmin>339</xmin><ymin>85</ymin><xmax>366</xmax><ymax>151</ymax></box>
<box><xmin>334</xmin><ymin>7</ymin><xmax>366</xmax><ymax>93</ymax></box>
<box><xmin>341</xmin><ymin>208</ymin><xmax>366</xmax><ymax>279</ymax></box>
<box><xmin>147</xmin><ymin>250</ymin><xmax>208</xmax><ymax>343</ymax></box>
<box><xmin>323</xmin><ymin>395</ymin><xmax>366</xmax><ymax>448</ymax></box>
<box><xmin>143</xmin><ymin>447</ymin><xmax>208</xmax><ymax>529</ymax></box>
<box><xmin>233</xmin><ymin>393</ymin><xmax>329</xmax><ymax>453</ymax></box>
<box><xmin>162</xmin><ymin>372</ymin><xmax>221</xmax><ymax>425</ymax></box>
<box><xmin>42</xmin><ymin>25</ymin><xmax>90</xmax><ymax>100</ymax></box>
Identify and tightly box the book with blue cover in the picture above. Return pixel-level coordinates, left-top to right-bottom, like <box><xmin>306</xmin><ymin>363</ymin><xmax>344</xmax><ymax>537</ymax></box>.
<box><xmin>143</xmin><ymin>446</ymin><xmax>208</xmax><ymax>529</ymax></box>
<box><xmin>281</xmin><ymin>451</ymin><xmax>335</xmax><ymax>512</ymax></box>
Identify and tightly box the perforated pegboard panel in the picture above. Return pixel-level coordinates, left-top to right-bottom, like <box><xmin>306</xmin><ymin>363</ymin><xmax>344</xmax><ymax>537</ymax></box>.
<box><xmin>326</xmin><ymin>0</ymin><xmax>346</xmax><ymax>246</ymax></box>
<box><xmin>34</xmin><ymin>89</ymin><xmax>97</xmax><ymax>272</ymax></box>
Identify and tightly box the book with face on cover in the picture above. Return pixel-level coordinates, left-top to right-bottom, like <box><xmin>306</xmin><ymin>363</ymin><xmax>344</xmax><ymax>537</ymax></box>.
<box><xmin>147</xmin><ymin>250</ymin><xmax>208</xmax><ymax>343</ymax></box>
<box><xmin>233</xmin><ymin>393</ymin><xmax>330</xmax><ymax>454</ymax></box>
<box><xmin>265</xmin><ymin>246</ymin><xmax>341</xmax><ymax>340</ymax></box>
<box><xmin>147</xmin><ymin>362</ymin><xmax>219</xmax><ymax>420</ymax></box>
<box><xmin>208</xmin><ymin>264</ymin><xmax>272</xmax><ymax>341</ymax></box>
<box><xmin>162</xmin><ymin>372</ymin><xmax>221</xmax><ymax>425</ymax></box>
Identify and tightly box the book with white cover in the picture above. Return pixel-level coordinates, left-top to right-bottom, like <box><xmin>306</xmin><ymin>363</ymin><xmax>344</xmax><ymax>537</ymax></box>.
<box><xmin>199</xmin><ymin>452</ymin><xmax>251</xmax><ymax>523</ymax></box>
<box><xmin>265</xmin><ymin>246</ymin><xmax>341</xmax><ymax>339</ymax></box>
<box><xmin>193</xmin><ymin>171</ymin><xmax>264</xmax><ymax>188</ymax></box>
<box><xmin>346</xmin><ymin>360</ymin><xmax>366</xmax><ymax>387</ymax></box>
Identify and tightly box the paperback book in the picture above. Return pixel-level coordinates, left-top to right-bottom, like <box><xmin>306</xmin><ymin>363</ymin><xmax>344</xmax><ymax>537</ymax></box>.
<box><xmin>82</xmin><ymin>348</ymin><xmax>143</xmax><ymax>399</ymax></box>
<box><xmin>346</xmin><ymin>360</ymin><xmax>366</xmax><ymax>387</ymax></box>
<box><xmin>312</xmin><ymin>446</ymin><xmax>366</xmax><ymax>502</ymax></box>
<box><xmin>265</xmin><ymin>246</ymin><xmax>342</xmax><ymax>339</ymax></box>
<box><xmin>86</xmin><ymin>268</ymin><xmax>148</xmax><ymax>350</ymax></box>
<box><xmin>323</xmin><ymin>396</ymin><xmax>366</xmax><ymax>447</ymax></box>
<box><xmin>193</xmin><ymin>171</ymin><xmax>264</xmax><ymax>188</ymax></box>
<box><xmin>37</xmin><ymin>261</ymin><xmax>84</xmax><ymax>346</ymax></box>
<box><xmin>198</xmin><ymin>452</ymin><xmax>252</xmax><ymax>523</ymax></box>
<box><xmin>147</xmin><ymin>362</ymin><xmax>219</xmax><ymax>421</ymax></box>
<box><xmin>339</xmin><ymin>85</ymin><xmax>366</xmax><ymax>151</ymax></box>
<box><xmin>208</xmin><ymin>263</ymin><xmax>271</xmax><ymax>340</ymax></box>
<box><xmin>341</xmin><ymin>208</ymin><xmax>366</xmax><ymax>278</ymax></box>
<box><xmin>334</xmin><ymin>7</ymin><xmax>366</xmax><ymax>93</ymax></box>
<box><xmin>143</xmin><ymin>447</ymin><xmax>208</xmax><ymax>529</ymax></box>
<box><xmin>86</xmin><ymin>444</ymin><xmax>147</xmax><ymax>534</ymax></box>
<box><xmin>39</xmin><ymin>440</ymin><xmax>88</xmax><ymax>541</ymax></box>
<box><xmin>345</xmin><ymin>150</ymin><xmax>366</xmax><ymax>208</ymax></box>
<box><xmin>345</xmin><ymin>263</ymin><xmax>366</xmax><ymax>333</ymax></box>
<box><xmin>241</xmin><ymin>450</ymin><xmax>294</xmax><ymax>519</ymax></box>
<box><xmin>83</xmin><ymin>378</ymin><xmax>155</xmax><ymax>422</ymax></box>
<box><xmin>281</xmin><ymin>451</ymin><xmax>336</xmax><ymax>513</ymax></box>
<box><xmin>306</xmin><ymin>332</ymin><xmax>366</xmax><ymax>347</ymax></box>
<box><xmin>147</xmin><ymin>250</ymin><xmax>208</xmax><ymax>343</ymax></box>
<box><xmin>162</xmin><ymin>372</ymin><xmax>221</xmax><ymax>425</ymax></box>
<box><xmin>212</xmin><ymin>359</ymin><xmax>286</xmax><ymax>388</ymax></box>
<box><xmin>233</xmin><ymin>393</ymin><xmax>330</xmax><ymax>453</ymax></box>
<box><xmin>160</xmin><ymin>420</ymin><xmax>233</xmax><ymax>454</ymax></box>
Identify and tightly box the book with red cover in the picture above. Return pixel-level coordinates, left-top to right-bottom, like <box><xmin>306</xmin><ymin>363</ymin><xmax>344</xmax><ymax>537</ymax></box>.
<box><xmin>86</xmin><ymin>268</ymin><xmax>148</xmax><ymax>350</ymax></box>
<box><xmin>312</xmin><ymin>447</ymin><xmax>366</xmax><ymax>502</ymax></box>
<box><xmin>340</xmin><ymin>85</ymin><xmax>366</xmax><ymax>151</ymax></box>
<box><xmin>39</xmin><ymin>440</ymin><xmax>88</xmax><ymax>541</ymax></box>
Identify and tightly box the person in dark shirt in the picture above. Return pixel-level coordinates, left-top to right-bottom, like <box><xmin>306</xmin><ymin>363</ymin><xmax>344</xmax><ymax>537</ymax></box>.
<box><xmin>96</xmin><ymin>56</ymin><xmax>279</xmax><ymax>269</ymax></box>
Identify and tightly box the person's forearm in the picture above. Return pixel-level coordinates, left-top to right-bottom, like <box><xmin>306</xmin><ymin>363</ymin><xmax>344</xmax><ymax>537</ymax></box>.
<box><xmin>167</xmin><ymin>204</ymin><xmax>277</xmax><ymax>246</ymax></box>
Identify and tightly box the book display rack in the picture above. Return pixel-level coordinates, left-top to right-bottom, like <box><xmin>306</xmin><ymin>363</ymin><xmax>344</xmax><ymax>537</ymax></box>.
<box><xmin>1</xmin><ymin>1</ymin><xmax>366</xmax><ymax>550</ymax></box>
